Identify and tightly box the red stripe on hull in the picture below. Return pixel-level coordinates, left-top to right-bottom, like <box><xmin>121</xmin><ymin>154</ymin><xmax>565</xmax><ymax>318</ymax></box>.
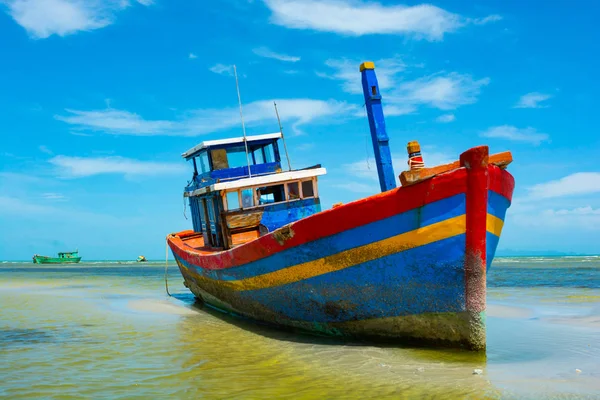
<box><xmin>489</xmin><ymin>165</ymin><xmax>515</xmax><ymax>203</ymax></box>
<box><xmin>169</xmin><ymin>168</ymin><xmax>469</xmax><ymax>271</ymax></box>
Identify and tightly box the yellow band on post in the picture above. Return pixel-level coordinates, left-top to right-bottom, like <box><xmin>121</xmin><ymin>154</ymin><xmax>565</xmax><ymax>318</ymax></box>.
<box><xmin>359</xmin><ymin>61</ymin><xmax>375</xmax><ymax>72</ymax></box>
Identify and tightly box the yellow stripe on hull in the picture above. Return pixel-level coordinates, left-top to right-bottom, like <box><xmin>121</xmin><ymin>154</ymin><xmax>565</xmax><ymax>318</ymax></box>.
<box><xmin>487</xmin><ymin>214</ymin><xmax>504</xmax><ymax>237</ymax></box>
<box><xmin>178</xmin><ymin>213</ymin><xmax>505</xmax><ymax>292</ymax></box>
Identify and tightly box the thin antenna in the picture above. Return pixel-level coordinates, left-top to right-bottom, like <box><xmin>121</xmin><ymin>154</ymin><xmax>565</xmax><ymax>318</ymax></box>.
<box><xmin>233</xmin><ymin>65</ymin><xmax>252</xmax><ymax>178</ymax></box>
<box><xmin>274</xmin><ymin>101</ymin><xmax>292</xmax><ymax>171</ymax></box>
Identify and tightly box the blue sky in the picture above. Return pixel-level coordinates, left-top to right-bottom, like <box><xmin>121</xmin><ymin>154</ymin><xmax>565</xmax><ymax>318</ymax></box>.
<box><xmin>1</xmin><ymin>0</ymin><xmax>599</xmax><ymax>260</ymax></box>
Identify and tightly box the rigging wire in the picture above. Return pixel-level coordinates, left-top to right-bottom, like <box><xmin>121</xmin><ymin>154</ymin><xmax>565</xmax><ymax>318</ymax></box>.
<box><xmin>274</xmin><ymin>101</ymin><xmax>292</xmax><ymax>171</ymax></box>
<box><xmin>233</xmin><ymin>65</ymin><xmax>252</xmax><ymax>178</ymax></box>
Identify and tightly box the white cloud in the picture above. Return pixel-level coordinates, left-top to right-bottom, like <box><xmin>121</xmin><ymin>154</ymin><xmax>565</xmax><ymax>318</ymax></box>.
<box><xmin>320</xmin><ymin>58</ymin><xmax>488</xmax><ymax>113</ymax></box>
<box><xmin>436</xmin><ymin>113</ymin><xmax>455</xmax><ymax>123</ymax></box>
<box><xmin>480</xmin><ymin>125</ymin><xmax>549</xmax><ymax>145</ymax></box>
<box><xmin>41</xmin><ymin>192</ymin><xmax>67</xmax><ymax>200</ymax></box>
<box><xmin>189</xmin><ymin>53</ymin><xmax>198</xmax><ymax>59</ymax></box>
<box><xmin>514</xmin><ymin>92</ymin><xmax>552</xmax><ymax>109</ymax></box>
<box><xmin>209</xmin><ymin>63</ymin><xmax>234</xmax><ymax>76</ymax></box>
<box><xmin>527</xmin><ymin>172</ymin><xmax>600</xmax><ymax>200</ymax></box>
<box><xmin>48</xmin><ymin>155</ymin><xmax>185</xmax><ymax>178</ymax></box>
<box><xmin>391</xmin><ymin>73</ymin><xmax>490</xmax><ymax>110</ymax></box>
<box><xmin>471</xmin><ymin>14</ymin><xmax>502</xmax><ymax>25</ymax></box>
<box><xmin>513</xmin><ymin>205</ymin><xmax>600</xmax><ymax>231</ymax></box>
<box><xmin>546</xmin><ymin>206</ymin><xmax>600</xmax><ymax>216</ymax></box>
<box><xmin>3</xmin><ymin>0</ymin><xmax>151</xmax><ymax>39</ymax></box>
<box><xmin>343</xmin><ymin>150</ymin><xmax>454</xmax><ymax>183</ymax></box>
<box><xmin>55</xmin><ymin>99</ymin><xmax>357</xmax><ymax>136</ymax></box>
<box><xmin>263</xmin><ymin>0</ymin><xmax>500</xmax><ymax>40</ymax></box>
<box><xmin>253</xmin><ymin>47</ymin><xmax>300</xmax><ymax>62</ymax></box>
<box><xmin>55</xmin><ymin>108</ymin><xmax>177</xmax><ymax>135</ymax></box>
<box><xmin>318</xmin><ymin>56</ymin><xmax>406</xmax><ymax>94</ymax></box>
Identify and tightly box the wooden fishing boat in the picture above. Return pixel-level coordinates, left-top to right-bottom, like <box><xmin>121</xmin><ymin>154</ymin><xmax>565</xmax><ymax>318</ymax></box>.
<box><xmin>32</xmin><ymin>250</ymin><xmax>81</xmax><ymax>264</ymax></box>
<box><xmin>167</xmin><ymin>62</ymin><xmax>514</xmax><ymax>350</ymax></box>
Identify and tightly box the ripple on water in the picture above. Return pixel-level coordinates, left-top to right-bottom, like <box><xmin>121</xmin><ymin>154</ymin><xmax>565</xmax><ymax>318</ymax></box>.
<box><xmin>0</xmin><ymin>262</ymin><xmax>599</xmax><ymax>399</ymax></box>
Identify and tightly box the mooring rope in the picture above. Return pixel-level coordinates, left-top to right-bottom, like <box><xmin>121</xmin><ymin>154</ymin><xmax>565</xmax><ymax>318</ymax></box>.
<box><xmin>165</xmin><ymin>237</ymin><xmax>171</xmax><ymax>297</ymax></box>
<box><xmin>183</xmin><ymin>195</ymin><xmax>188</xmax><ymax>220</ymax></box>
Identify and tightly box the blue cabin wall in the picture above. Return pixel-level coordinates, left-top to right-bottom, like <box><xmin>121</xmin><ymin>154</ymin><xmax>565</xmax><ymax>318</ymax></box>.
<box><xmin>209</xmin><ymin>162</ymin><xmax>281</xmax><ymax>181</ymax></box>
<box><xmin>259</xmin><ymin>199</ymin><xmax>321</xmax><ymax>232</ymax></box>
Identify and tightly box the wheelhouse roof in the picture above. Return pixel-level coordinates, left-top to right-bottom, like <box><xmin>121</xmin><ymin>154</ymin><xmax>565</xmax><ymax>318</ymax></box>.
<box><xmin>184</xmin><ymin>167</ymin><xmax>327</xmax><ymax>197</ymax></box>
<box><xmin>182</xmin><ymin>132</ymin><xmax>282</xmax><ymax>159</ymax></box>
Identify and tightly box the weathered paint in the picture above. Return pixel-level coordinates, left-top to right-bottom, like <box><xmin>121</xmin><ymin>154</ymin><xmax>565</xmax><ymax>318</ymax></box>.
<box><xmin>258</xmin><ymin>198</ymin><xmax>321</xmax><ymax>233</ymax></box>
<box><xmin>360</xmin><ymin>62</ymin><xmax>396</xmax><ymax>192</ymax></box>
<box><xmin>168</xmin><ymin>160</ymin><xmax>515</xmax><ymax>350</ymax></box>
<box><xmin>460</xmin><ymin>146</ymin><xmax>489</xmax><ymax>350</ymax></box>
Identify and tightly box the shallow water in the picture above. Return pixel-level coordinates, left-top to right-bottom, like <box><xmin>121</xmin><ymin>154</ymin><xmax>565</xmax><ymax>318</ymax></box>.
<box><xmin>1</xmin><ymin>257</ymin><xmax>598</xmax><ymax>399</ymax></box>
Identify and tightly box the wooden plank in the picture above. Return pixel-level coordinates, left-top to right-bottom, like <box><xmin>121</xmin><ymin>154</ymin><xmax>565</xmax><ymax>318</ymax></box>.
<box><xmin>225</xmin><ymin>211</ymin><xmax>264</xmax><ymax>230</ymax></box>
<box><xmin>400</xmin><ymin>151</ymin><xmax>512</xmax><ymax>186</ymax></box>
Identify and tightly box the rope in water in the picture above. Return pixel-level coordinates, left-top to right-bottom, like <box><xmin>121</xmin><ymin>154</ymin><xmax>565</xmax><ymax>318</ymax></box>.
<box><xmin>165</xmin><ymin>237</ymin><xmax>171</xmax><ymax>297</ymax></box>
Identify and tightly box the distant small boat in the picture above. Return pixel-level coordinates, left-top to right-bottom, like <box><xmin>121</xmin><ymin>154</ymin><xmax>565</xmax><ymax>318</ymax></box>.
<box><xmin>136</xmin><ymin>255</ymin><xmax>147</xmax><ymax>262</ymax></box>
<box><xmin>32</xmin><ymin>250</ymin><xmax>81</xmax><ymax>264</ymax></box>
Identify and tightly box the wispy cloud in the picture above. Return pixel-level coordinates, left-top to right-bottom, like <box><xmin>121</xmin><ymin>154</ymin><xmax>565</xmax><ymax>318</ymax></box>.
<box><xmin>41</xmin><ymin>192</ymin><xmax>67</xmax><ymax>201</ymax></box>
<box><xmin>514</xmin><ymin>92</ymin><xmax>552</xmax><ymax>109</ymax></box>
<box><xmin>318</xmin><ymin>56</ymin><xmax>406</xmax><ymax>94</ymax></box>
<box><xmin>480</xmin><ymin>125</ymin><xmax>549</xmax><ymax>145</ymax></box>
<box><xmin>436</xmin><ymin>113</ymin><xmax>455</xmax><ymax>123</ymax></box>
<box><xmin>55</xmin><ymin>99</ymin><xmax>357</xmax><ymax>136</ymax></box>
<box><xmin>391</xmin><ymin>73</ymin><xmax>490</xmax><ymax>110</ymax></box>
<box><xmin>343</xmin><ymin>150</ymin><xmax>454</xmax><ymax>184</ymax></box>
<box><xmin>513</xmin><ymin>205</ymin><xmax>600</xmax><ymax>231</ymax></box>
<box><xmin>253</xmin><ymin>47</ymin><xmax>300</xmax><ymax>62</ymax></box>
<box><xmin>3</xmin><ymin>0</ymin><xmax>152</xmax><ymax>39</ymax></box>
<box><xmin>471</xmin><ymin>14</ymin><xmax>502</xmax><ymax>25</ymax></box>
<box><xmin>527</xmin><ymin>172</ymin><xmax>600</xmax><ymax>200</ymax></box>
<box><xmin>48</xmin><ymin>155</ymin><xmax>185</xmax><ymax>178</ymax></box>
<box><xmin>189</xmin><ymin>53</ymin><xmax>198</xmax><ymax>59</ymax></box>
<box><xmin>319</xmin><ymin>57</ymin><xmax>489</xmax><ymax>113</ymax></box>
<box><xmin>38</xmin><ymin>145</ymin><xmax>53</xmax><ymax>154</ymax></box>
<box><xmin>209</xmin><ymin>63</ymin><xmax>234</xmax><ymax>76</ymax></box>
<box><xmin>263</xmin><ymin>0</ymin><xmax>500</xmax><ymax>40</ymax></box>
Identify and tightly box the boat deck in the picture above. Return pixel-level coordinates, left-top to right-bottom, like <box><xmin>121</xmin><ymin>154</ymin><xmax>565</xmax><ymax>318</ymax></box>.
<box><xmin>176</xmin><ymin>230</ymin><xmax>259</xmax><ymax>254</ymax></box>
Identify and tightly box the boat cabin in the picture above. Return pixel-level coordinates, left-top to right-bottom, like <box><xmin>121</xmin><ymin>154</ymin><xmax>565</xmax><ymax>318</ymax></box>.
<box><xmin>182</xmin><ymin>133</ymin><xmax>326</xmax><ymax>250</ymax></box>
<box><xmin>58</xmin><ymin>251</ymin><xmax>78</xmax><ymax>259</ymax></box>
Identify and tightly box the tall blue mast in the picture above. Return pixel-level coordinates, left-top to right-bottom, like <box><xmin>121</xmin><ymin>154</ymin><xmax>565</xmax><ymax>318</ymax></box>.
<box><xmin>360</xmin><ymin>61</ymin><xmax>397</xmax><ymax>192</ymax></box>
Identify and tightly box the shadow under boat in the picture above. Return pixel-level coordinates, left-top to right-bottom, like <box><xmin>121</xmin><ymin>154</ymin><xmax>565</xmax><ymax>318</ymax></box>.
<box><xmin>171</xmin><ymin>292</ymin><xmax>488</xmax><ymax>363</ymax></box>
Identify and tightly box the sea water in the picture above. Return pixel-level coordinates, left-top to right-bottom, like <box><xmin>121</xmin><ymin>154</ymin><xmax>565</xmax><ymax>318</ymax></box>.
<box><xmin>0</xmin><ymin>257</ymin><xmax>598</xmax><ymax>399</ymax></box>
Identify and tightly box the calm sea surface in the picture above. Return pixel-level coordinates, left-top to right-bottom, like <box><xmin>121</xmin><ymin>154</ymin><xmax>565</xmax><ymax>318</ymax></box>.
<box><xmin>1</xmin><ymin>257</ymin><xmax>599</xmax><ymax>399</ymax></box>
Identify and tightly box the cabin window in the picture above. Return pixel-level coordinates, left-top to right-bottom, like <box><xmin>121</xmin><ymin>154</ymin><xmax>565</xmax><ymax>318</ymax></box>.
<box><xmin>257</xmin><ymin>184</ymin><xmax>284</xmax><ymax>205</ymax></box>
<box><xmin>263</xmin><ymin>144</ymin><xmax>275</xmax><ymax>163</ymax></box>
<box><xmin>253</xmin><ymin>147</ymin><xmax>265</xmax><ymax>164</ymax></box>
<box><xmin>301</xmin><ymin>180</ymin><xmax>314</xmax><ymax>198</ymax></box>
<box><xmin>287</xmin><ymin>182</ymin><xmax>300</xmax><ymax>200</ymax></box>
<box><xmin>211</xmin><ymin>149</ymin><xmax>229</xmax><ymax>170</ymax></box>
<box><xmin>226</xmin><ymin>191</ymin><xmax>240</xmax><ymax>210</ymax></box>
<box><xmin>199</xmin><ymin>152</ymin><xmax>210</xmax><ymax>173</ymax></box>
<box><xmin>227</xmin><ymin>146</ymin><xmax>251</xmax><ymax>169</ymax></box>
<box><xmin>241</xmin><ymin>188</ymin><xmax>254</xmax><ymax>208</ymax></box>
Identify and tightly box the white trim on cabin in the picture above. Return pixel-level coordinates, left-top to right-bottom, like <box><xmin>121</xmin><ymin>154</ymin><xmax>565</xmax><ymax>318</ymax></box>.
<box><xmin>181</xmin><ymin>132</ymin><xmax>283</xmax><ymax>158</ymax></box>
<box><xmin>184</xmin><ymin>168</ymin><xmax>327</xmax><ymax>197</ymax></box>
<box><xmin>215</xmin><ymin>168</ymin><xmax>326</xmax><ymax>191</ymax></box>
